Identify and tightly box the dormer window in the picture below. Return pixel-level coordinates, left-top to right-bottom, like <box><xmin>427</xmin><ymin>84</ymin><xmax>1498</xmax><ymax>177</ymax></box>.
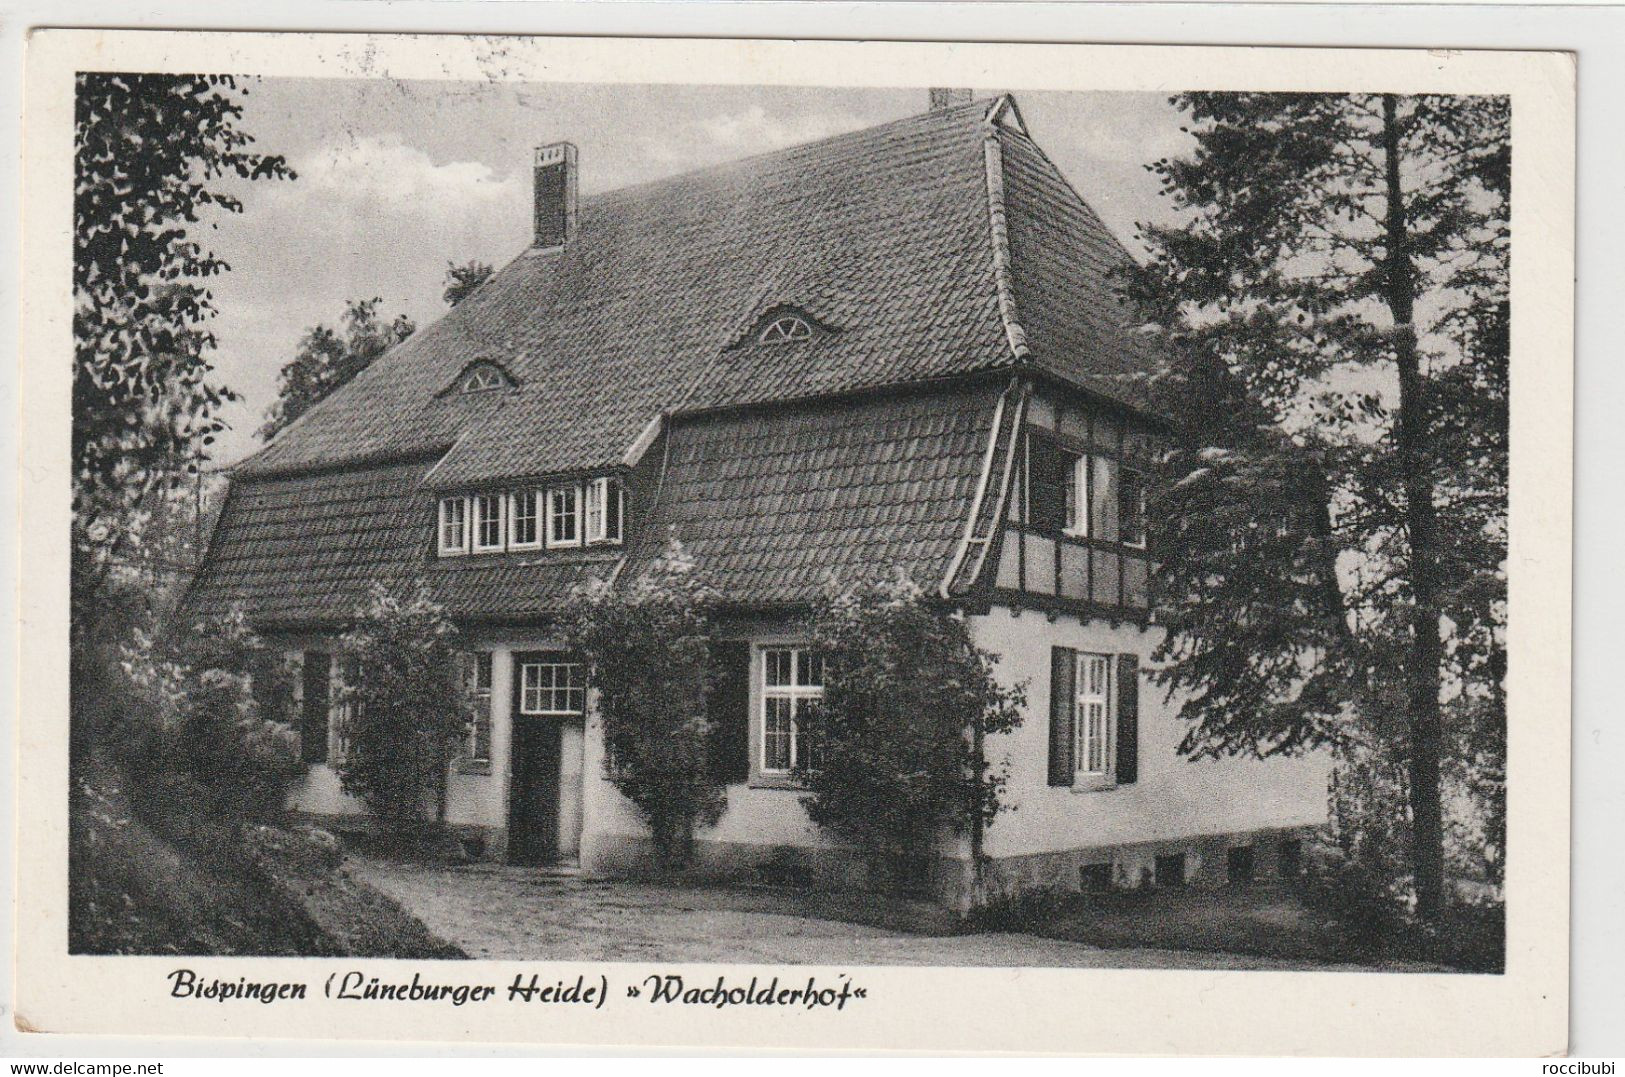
<box><xmin>436</xmin><ymin>475</ymin><xmax>624</xmax><ymax>557</ymax></box>
<box><xmin>459</xmin><ymin>363</ymin><xmax>510</xmax><ymax>394</ymax></box>
<box><xmin>758</xmin><ymin>315</ymin><xmax>813</xmax><ymax>344</ymax></box>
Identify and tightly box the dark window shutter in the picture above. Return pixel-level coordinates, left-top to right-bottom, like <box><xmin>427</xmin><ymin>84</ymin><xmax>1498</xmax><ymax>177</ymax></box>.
<box><xmin>1027</xmin><ymin>434</ymin><xmax>1071</xmax><ymax>534</ymax></box>
<box><xmin>1048</xmin><ymin>646</ymin><xmax>1076</xmax><ymax>785</ymax></box>
<box><xmin>707</xmin><ymin>641</ymin><xmax>752</xmax><ymax>783</ymax></box>
<box><xmin>301</xmin><ymin>650</ymin><xmax>331</xmax><ymax>764</ymax></box>
<box><xmin>1115</xmin><ymin>653</ymin><xmax>1140</xmax><ymax>785</ymax></box>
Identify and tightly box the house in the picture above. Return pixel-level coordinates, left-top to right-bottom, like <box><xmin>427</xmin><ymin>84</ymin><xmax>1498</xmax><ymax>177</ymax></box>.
<box><xmin>184</xmin><ymin>91</ymin><xmax>1328</xmax><ymax>907</ymax></box>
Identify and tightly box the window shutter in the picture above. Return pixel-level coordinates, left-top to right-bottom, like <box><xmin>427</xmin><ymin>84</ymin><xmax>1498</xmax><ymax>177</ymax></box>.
<box><xmin>301</xmin><ymin>650</ymin><xmax>331</xmax><ymax>764</ymax></box>
<box><xmin>1048</xmin><ymin>646</ymin><xmax>1076</xmax><ymax>785</ymax></box>
<box><xmin>1115</xmin><ymin>653</ymin><xmax>1140</xmax><ymax>785</ymax></box>
<box><xmin>707</xmin><ymin>641</ymin><xmax>752</xmax><ymax>783</ymax></box>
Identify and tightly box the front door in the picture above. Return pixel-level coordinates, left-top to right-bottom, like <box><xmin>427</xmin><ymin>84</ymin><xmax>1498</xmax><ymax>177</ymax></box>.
<box><xmin>508</xmin><ymin>650</ymin><xmax>581</xmax><ymax>865</ymax></box>
<box><xmin>508</xmin><ymin>715</ymin><xmax>562</xmax><ymax>864</ymax></box>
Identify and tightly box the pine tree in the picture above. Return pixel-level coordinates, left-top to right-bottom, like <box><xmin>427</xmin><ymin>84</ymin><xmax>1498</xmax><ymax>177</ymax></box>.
<box><xmin>1126</xmin><ymin>93</ymin><xmax>1509</xmax><ymax>920</ymax></box>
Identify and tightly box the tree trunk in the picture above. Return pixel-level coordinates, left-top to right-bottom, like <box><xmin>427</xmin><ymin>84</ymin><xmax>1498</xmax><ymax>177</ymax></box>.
<box><xmin>1380</xmin><ymin>94</ymin><xmax>1447</xmax><ymax>922</ymax></box>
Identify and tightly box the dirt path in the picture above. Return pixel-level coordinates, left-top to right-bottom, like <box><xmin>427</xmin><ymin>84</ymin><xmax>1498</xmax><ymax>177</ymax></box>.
<box><xmin>349</xmin><ymin>857</ymin><xmax>1377</xmax><ymax>969</ymax></box>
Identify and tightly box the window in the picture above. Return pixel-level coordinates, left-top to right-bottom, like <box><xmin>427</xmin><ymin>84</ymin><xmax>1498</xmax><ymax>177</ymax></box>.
<box><xmin>1079</xmin><ymin>862</ymin><xmax>1113</xmax><ymax>894</ymax></box>
<box><xmin>1227</xmin><ymin>845</ymin><xmax>1256</xmax><ymax>885</ymax></box>
<box><xmin>758</xmin><ymin>315</ymin><xmax>813</xmax><ymax>344</ymax></box>
<box><xmin>1119</xmin><ymin>465</ymin><xmax>1147</xmax><ymax>549</ymax></box>
<box><xmin>1155</xmin><ymin>852</ymin><xmax>1187</xmax><ymax>888</ymax></box>
<box><xmin>461</xmin><ymin>364</ymin><xmax>507</xmax><ymax>394</ymax></box>
<box><xmin>509</xmin><ymin>490</ymin><xmax>540</xmax><ymax>549</ymax></box>
<box><xmin>330</xmin><ymin>657</ymin><xmax>357</xmax><ymax>764</ymax></box>
<box><xmin>1063</xmin><ymin>455</ymin><xmax>1118</xmax><ymax>539</ymax></box>
<box><xmin>438</xmin><ymin>497</ymin><xmax>469</xmax><ymax>555</ymax></box>
<box><xmin>760</xmin><ymin>646</ymin><xmax>824</xmax><ymax>774</ymax></box>
<box><xmin>473</xmin><ymin>493</ymin><xmax>506</xmax><ymax>552</ymax></box>
<box><xmin>519</xmin><ymin>658</ymin><xmax>584</xmax><ymax>716</ymax></box>
<box><xmin>547</xmin><ymin>484</ymin><xmax>581</xmax><ymax>548</ymax></box>
<box><xmin>465</xmin><ymin>652</ymin><xmax>493</xmax><ymax>762</ymax></box>
<box><xmin>584</xmin><ymin>477</ymin><xmax>624</xmax><ymax>545</ymax></box>
<box><xmin>1075</xmin><ymin>652</ymin><xmax>1113</xmax><ymax>776</ymax></box>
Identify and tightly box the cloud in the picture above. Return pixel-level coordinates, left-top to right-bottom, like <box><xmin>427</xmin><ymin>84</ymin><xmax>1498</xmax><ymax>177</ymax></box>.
<box><xmin>698</xmin><ymin>104</ymin><xmax>867</xmax><ymax>151</ymax></box>
<box><xmin>283</xmin><ymin>132</ymin><xmax>523</xmax><ymax>211</ymax></box>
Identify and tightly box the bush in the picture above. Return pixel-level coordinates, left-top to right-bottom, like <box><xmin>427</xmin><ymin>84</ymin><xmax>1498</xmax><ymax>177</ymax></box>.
<box><xmin>798</xmin><ymin>571</ymin><xmax>1025</xmax><ymax>894</ymax></box>
<box><xmin>116</xmin><ymin>604</ymin><xmax>304</xmax><ymax>827</ymax></box>
<box><xmin>334</xmin><ymin>582</ymin><xmax>469</xmax><ymax>834</ymax></box>
<box><xmin>561</xmin><ymin>539</ymin><xmax>723</xmax><ymax>868</ymax></box>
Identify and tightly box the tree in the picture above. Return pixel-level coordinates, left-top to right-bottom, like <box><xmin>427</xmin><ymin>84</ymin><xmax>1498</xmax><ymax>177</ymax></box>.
<box><xmin>560</xmin><ymin>539</ymin><xmax>723</xmax><ymax>868</ymax></box>
<box><xmin>335</xmin><ymin>583</ymin><xmax>469</xmax><ymax>833</ymax></box>
<box><xmin>1125</xmin><ymin>93</ymin><xmax>1509</xmax><ymax>921</ymax></box>
<box><xmin>259</xmin><ymin>298</ymin><xmax>414</xmax><ymax>440</ymax></box>
<box><xmin>797</xmin><ymin>572</ymin><xmax>1025</xmax><ymax>894</ymax></box>
<box><xmin>73</xmin><ymin>73</ymin><xmax>293</xmax><ymax>625</ymax></box>
<box><xmin>443</xmin><ymin>260</ymin><xmax>494</xmax><ymax>307</ymax></box>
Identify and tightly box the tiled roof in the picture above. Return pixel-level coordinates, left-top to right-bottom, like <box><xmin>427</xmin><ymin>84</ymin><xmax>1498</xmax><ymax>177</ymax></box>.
<box><xmin>233</xmin><ymin>96</ymin><xmax>1157</xmax><ymax>487</ymax></box>
<box><xmin>625</xmin><ymin>382</ymin><xmax>1001</xmax><ymax>607</ymax></box>
<box><xmin>182</xmin><ymin>459</ymin><xmax>614</xmax><ymax>627</ymax></box>
<box><xmin>997</xmin><ymin>127</ymin><xmax>1160</xmax><ymax>410</ymax></box>
<box><xmin>238</xmin><ymin>98</ymin><xmax>1012</xmax><ymax>486</ymax></box>
<box><xmin>191</xmin><ymin>95</ymin><xmax>1165</xmax><ymax>627</ymax></box>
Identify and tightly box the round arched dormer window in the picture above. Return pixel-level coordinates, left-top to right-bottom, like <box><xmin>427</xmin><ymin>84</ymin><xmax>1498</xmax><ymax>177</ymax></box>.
<box><xmin>758</xmin><ymin>315</ymin><xmax>814</xmax><ymax>344</ymax></box>
<box><xmin>460</xmin><ymin>363</ymin><xmax>509</xmax><ymax>394</ymax></box>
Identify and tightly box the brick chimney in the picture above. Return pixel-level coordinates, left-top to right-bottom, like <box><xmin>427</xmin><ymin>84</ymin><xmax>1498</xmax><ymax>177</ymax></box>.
<box><xmin>928</xmin><ymin>88</ymin><xmax>972</xmax><ymax>111</ymax></box>
<box><xmin>533</xmin><ymin>142</ymin><xmax>577</xmax><ymax>250</ymax></box>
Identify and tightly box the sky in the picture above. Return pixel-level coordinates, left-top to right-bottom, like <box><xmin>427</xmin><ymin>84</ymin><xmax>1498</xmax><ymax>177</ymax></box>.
<box><xmin>202</xmin><ymin>80</ymin><xmax>1193</xmax><ymax>466</ymax></box>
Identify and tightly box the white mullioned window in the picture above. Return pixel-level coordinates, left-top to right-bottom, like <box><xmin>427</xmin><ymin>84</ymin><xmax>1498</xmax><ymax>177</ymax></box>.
<box><xmin>519</xmin><ymin>658</ymin><xmax>585</xmax><ymax>716</ymax></box>
<box><xmin>461</xmin><ymin>365</ymin><xmax>506</xmax><ymax>393</ymax></box>
<box><xmin>472</xmin><ymin>492</ymin><xmax>506</xmax><ymax>552</ymax></box>
<box><xmin>330</xmin><ymin>656</ymin><xmax>357</xmax><ymax>764</ymax></box>
<box><xmin>1119</xmin><ymin>465</ymin><xmax>1147</xmax><ymax>549</ymax></box>
<box><xmin>438</xmin><ymin>496</ymin><xmax>469</xmax><ymax>555</ymax></box>
<box><xmin>509</xmin><ymin>489</ymin><xmax>541</xmax><ymax>549</ymax></box>
<box><xmin>1063</xmin><ymin>454</ymin><xmax>1119</xmax><ymax>541</ymax></box>
<box><xmin>1075</xmin><ymin>652</ymin><xmax>1113</xmax><ymax>776</ymax></box>
<box><xmin>758</xmin><ymin>315</ymin><xmax>813</xmax><ymax>343</ymax></box>
<box><xmin>584</xmin><ymin>477</ymin><xmax>624</xmax><ymax>545</ymax></box>
<box><xmin>547</xmin><ymin>483</ymin><xmax>581</xmax><ymax>548</ymax></box>
<box><xmin>466</xmin><ymin>652</ymin><xmax>493</xmax><ymax>762</ymax></box>
<box><xmin>760</xmin><ymin>646</ymin><xmax>824</xmax><ymax>775</ymax></box>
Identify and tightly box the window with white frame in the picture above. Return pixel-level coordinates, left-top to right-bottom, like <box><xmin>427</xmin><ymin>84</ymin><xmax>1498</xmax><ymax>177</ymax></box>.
<box><xmin>584</xmin><ymin>477</ymin><xmax>624</xmax><ymax>545</ymax></box>
<box><xmin>519</xmin><ymin>658</ymin><xmax>585</xmax><ymax>716</ymax></box>
<box><xmin>330</xmin><ymin>656</ymin><xmax>357</xmax><ymax>764</ymax></box>
<box><xmin>1075</xmin><ymin>652</ymin><xmax>1113</xmax><ymax>776</ymax></box>
<box><xmin>758</xmin><ymin>315</ymin><xmax>813</xmax><ymax>344</ymax></box>
<box><xmin>1061</xmin><ymin>454</ymin><xmax>1118</xmax><ymax>541</ymax></box>
<box><xmin>465</xmin><ymin>652</ymin><xmax>493</xmax><ymax>762</ymax></box>
<box><xmin>461</xmin><ymin>364</ymin><xmax>507</xmax><ymax>393</ymax></box>
<box><xmin>760</xmin><ymin>646</ymin><xmax>824</xmax><ymax>775</ymax></box>
<box><xmin>438</xmin><ymin>496</ymin><xmax>469</xmax><ymax>555</ymax></box>
<box><xmin>509</xmin><ymin>490</ymin><xmax>540</xmax><ymax>549</ymax></box>
<box><xmin>547</xmin><ymin>484</ymin><xmax>581</xmax><ymax>548</ymax></box>
<box><xmin>473</xmin><ymin>492</ymin><xmax>506</xmax><ymax>552</ymax></box>
<box><xmin>1119</xmin><ymin>465</ymin><xmax>1147</xmax><ymax>549</ymax></box>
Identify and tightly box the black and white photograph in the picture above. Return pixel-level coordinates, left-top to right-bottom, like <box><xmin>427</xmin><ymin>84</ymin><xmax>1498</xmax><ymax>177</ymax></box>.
<box><xmin>14</xmin><ymin>28</ymin><xmax>1576</xmax><ymax>1055</ymax></box>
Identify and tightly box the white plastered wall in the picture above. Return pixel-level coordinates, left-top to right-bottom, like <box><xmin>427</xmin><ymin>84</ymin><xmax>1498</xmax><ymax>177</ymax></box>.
<box><xmin>968</xmin><ymin>606</ymin><xmax>1331</xmax><ymax>860</ymax></box>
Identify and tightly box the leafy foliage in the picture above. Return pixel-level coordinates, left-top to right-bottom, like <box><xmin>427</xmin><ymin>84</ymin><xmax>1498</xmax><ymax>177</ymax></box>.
<box><xmin>1124</xmin><ymin>93</ymin><xmax>1509</xmax><ymax>921</ymax></box>
<box><xmin>443</xmin><ymin>260</ymin><xmax>495</xmax><ymax>307</ymax></box>
<box><xmin>335</xmin><ymin>583</ymin><xmax>469</xmax><ymax>833</ymax></box>
<box><xmin>73</xmin><ymin>73</ymin><xmax>293</xmax><ymax>624</ymax></box>
<box><xmin>797</xmin><ymin>572</ymin><xmax>1025</xmax><ymax>893</ymax></box>
<box><xmin>260</xmin><ymin>298</ymin><xmax>415</xmax><ymax>440</ymax></box>
<box><xmin>560</xmin><ymin>540</ymin><xmax>724</xmax><ymax>868</ymax></box>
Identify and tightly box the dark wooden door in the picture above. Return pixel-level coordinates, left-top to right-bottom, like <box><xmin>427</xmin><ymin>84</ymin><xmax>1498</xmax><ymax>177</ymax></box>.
<box><xmin>508</xmin><ymin>716</ymin><xmax>562</xmax><ymax>864</ymax></box>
